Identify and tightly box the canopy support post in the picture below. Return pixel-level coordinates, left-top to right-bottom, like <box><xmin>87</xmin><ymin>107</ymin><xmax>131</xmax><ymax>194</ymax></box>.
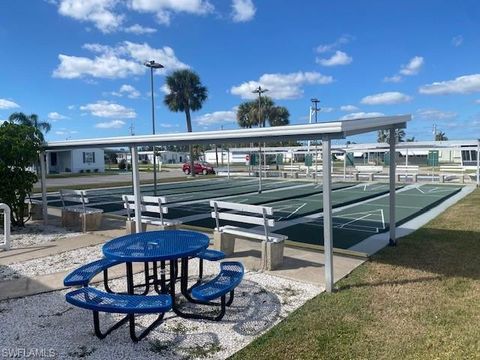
<box><xmin>322</xmin><ymin>136</ymin><xmax>333</xmax><ymax>292</ymax></box>
<box><xmin>476</xmin><ymin>140</ymin><xmax>479</xmax><ymax>187</ymax></box>
<box><xmin>131</xmin><ymin>146</ymin><xmax>143</xmax><ymax>233</ymax></box>
<box><xmin>39</xmin><ymin>152</ymin><xmax>48</xmax><ymax>225</ymax></box>
<box><xmin>389</xmin><ymin>128</ymin><xmax>397</xmax><ymax>246</ymax></box>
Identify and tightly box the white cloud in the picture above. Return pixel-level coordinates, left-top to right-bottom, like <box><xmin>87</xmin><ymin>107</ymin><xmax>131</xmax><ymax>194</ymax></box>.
<box><xmin>316</xmin><ymin>34</ymin><xmax>353</xmax><ymax>53</ymax></box>
<box><xmin>0</xmin><ymin>98</ymin><xmax>20</xmax><ymax>109</ymax></box>
<box><xmin>340</xmin><ymin>105</ymin><xmax>359</xmax><ymax>112</ymax></box>
<box><xmin>48</xmin><ymin>112</ymin><xmax>68</xmax><ymax>120</ymax></box>
<box><xmin>95</xmin><ymin>119</ymin><xmax>126</xmax><ymax>128</ymax></box>
<box><xmin>231</xmin><ymin>0</ymin><xmax>256</xmax><ymax>22</ymax></box>
<box><xmin>53</xmin><ymin>41</ymin><xmax>188</xmax><ymax>79</ymax></box>
<box><xmin>319</xmin><ymin>107</ymin><xmax>334</xmax><ymax>113</ymax></box>
<box><xmin>231</xmin><ymin>71</ymin><xmax>333</xmax><ymax>100</ymax></box>
<box><xmin>416</xmin><ymin>109</ymin><xmax>457</xmax><ymax>120</ymax></box>
<box><xmin>195</xmin><ymin>108</ymin><xmax>237</xmax><ymax>126</ymax></box>
<box><xmin>159</xmin><ymin>123</ymin><xmax>178</xmax><ymax>128</ymax></box>
<box><xmin>383</xmin><ymin>75</ymin><xmax>402</xmax><ymax>83</ymax></box>
<box><xmin>316</xmin><ymin>51</ymin><xmax>352</xmax><ymax>67</ymax></box>
<box><xmin>361</xmin><ymin>91</ymin><xmax>412</xmax><ymax>105</ymax></box>
<box><xmin>452</xmin><ymin>35</ymin><xmax>463</xmax><ymax>47</ymax></box>
<box><xmin>340</xmin><ymin>112</ymin><xmax>384</xmax><ymax>120</ymax></box>
<box><xmin>57</xmin><ymin>0</ymin><xmax>124</xmax><ymax>33</ymax></box>
<box><xmin>80</xmin><ymin>101</ymin><xmax>136</xmax><ymax>118</ymax></box>
<box><xmin>419</xmin><ymin>74</ymin><xmax>480</xmax><ymax>95</ymax></box>
<box><xmin>124</xmin><ymin>24</ymin><xmax>157</xmax><ymax>34</ymax></box>
<box><xmin>399</xmin><ymin>56</ymin><xmax>424</xmax><ymax>76</ymax></box>
<box><xmin>67</xmin><ymin>105</ymin><xmax>76</xmax><ymax>110</ymax></box>
<box><xmin>112</xmin><ymin>84</ymin><xmax>141</xmax><ymax>98</ymax></box>
<box><xmin>128</xmin><ymin>0</ymin><xmax>214</xmax><ymax>26</ymax></box>
<box><xmin>384</xmin><ymin>56</ymin><xmax>424</xmax><ymax>82</ymax></box>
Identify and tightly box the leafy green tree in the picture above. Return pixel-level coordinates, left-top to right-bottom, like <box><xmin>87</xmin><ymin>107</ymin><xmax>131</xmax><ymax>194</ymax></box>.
<box><xmin>0</xmin><ymin>123</ymin><xmax>42</xmax><ymax>226</ymax></box>
<box><xmin>8</xmin><ymin>112</ymin><xmax>51</xmax><ymax>141</ymax></box>
<box><xmin>236</xmin><ymin>96</ymin><xmax>290</xmax><ymax>128</ymax></box>
<box><xmin>164</xmin><ymin>69</ymin><xmax>208</xmax><ymax>176</ymax></box>
<box><xmin>377</xmin><ymin>129</ymin><xmax>406</xmax><ymax>144</ymax></box>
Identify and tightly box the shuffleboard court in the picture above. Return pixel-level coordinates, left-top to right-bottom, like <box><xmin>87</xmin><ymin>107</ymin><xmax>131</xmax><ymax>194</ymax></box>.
<box><xmin>277</xmin><ymin>184</ymin><xmax>463</xmax><ymax>250</ymax></box>
<box><xmin>179</xmin><ymin>182</ymin><xmax>357</xmax><ymax>228</ymax></box>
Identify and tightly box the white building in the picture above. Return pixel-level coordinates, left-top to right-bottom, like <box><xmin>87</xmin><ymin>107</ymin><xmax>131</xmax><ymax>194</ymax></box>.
<box><xmin>117</xmin><ymin>150</ymin><xmax>189</xmax><ymax>164</ymax></box>
<box><xmin>46</xmin><ymin>148</ymin><xmax>105</xmax><ymax>174</ymax></box>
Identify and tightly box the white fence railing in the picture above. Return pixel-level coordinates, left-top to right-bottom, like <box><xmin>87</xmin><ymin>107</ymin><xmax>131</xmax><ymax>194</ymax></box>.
<box><xmin>0</xmin><ymin>203</ymin><xmax>11</xmax><ymax>251</ymax></box>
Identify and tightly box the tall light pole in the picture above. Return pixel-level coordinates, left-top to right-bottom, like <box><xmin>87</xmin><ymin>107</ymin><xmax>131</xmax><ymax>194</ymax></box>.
<box><xmin>144</xmin><ymin>60</ymin><xmax>164</xmax><ymax>196</ymax></box>
<box><xmin>311</xmin><ymin>98</ymin><xmax>320</xmax><ymax>182</ymax></box>
<box><xmin>252</xmin><ymin>86</ymin><xmax>269</xmax><ymax>193</ymax></box>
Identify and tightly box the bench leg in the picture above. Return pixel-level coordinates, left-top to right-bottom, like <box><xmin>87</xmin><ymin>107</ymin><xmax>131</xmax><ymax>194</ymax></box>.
<box><xmin>93</xmin><ymin>311</ymin><xmax>129</xmax><ymax>339</ymax></box>
<box><xmin>103</xmin><ymin>269</ymin><xmax>114</xmax><ymax>293</ymax></box>
<box><xmin>198</xmin><ymin>258</ymin><xmax>204</xmax><ymax>281</ymax></box>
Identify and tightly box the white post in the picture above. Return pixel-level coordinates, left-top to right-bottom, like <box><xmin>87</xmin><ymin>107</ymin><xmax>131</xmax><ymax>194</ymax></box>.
<box><xmin>405</xmin><ymin>147</ymin><xmax>409</xmax><ymax>181</ymax></box>
<box><xmin>258</xmin><ymin>145</ymin><xmax>263</xmax><ymax>193</ymax></box>
<box><xmin>476</xmin><ymin>141</ymin><xmax>479</xmax><ymax>187</ymax></box>
<box><xmin>131</xmin><ymin>146</ymin><xmax>143</xmax><ymax>233</ymax></box>
<box><xmin>227</xmin><ymin>149</ymin><xmax>231</xmax><ymax>180</ymax></box>
<box><xmin>0</xmin><ymin>203</ymin><xmax>11</xmax><ymax>251</ymax></box>
<box><xmin>322</xmin><ymin>137</ymin><xmax>333</xmax><ymax>292</ymax></box>
<box><xmin>343</xmin><ymin>152</ymin><xmax>346</xmax><ymax>181</ymax></box>
<box><xmin>39</xmin><ymin>152</ymin><xmax>48</xmax><ymax>225</ymax></box>
<box><xmin>389</xmin><ymin>129</ymin><xmax>396</xmax><ymax>246</ymax></box>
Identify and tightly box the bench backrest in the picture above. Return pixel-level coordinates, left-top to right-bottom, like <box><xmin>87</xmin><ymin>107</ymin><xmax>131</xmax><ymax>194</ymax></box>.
<box><xmin>122</xmin><ymin>195</ymin><xmax>168</xmax><ymax>224</ymax></box>
<box><xmin>440</xmin><ymin>166</ymin><xmax>466</xmax><ymax>172</ymax></box>
<box><xmin>355</xmin><ymin>165</ymin><xmax>383</xmax><ymax>173</ymax></box>
<box><xmin>59</xmin><ymin>189</ymin><xmax>89</xmax><ymax>212</ymax></box>
<box><xmin>396</xmin><ymin>165</ymin><xmax>419</xmax><ymax>173</ymax></box>
<box><xmin>210</xmin><ymin>200</ymin><xmax>274</xmax><ymax>239</ymax></box>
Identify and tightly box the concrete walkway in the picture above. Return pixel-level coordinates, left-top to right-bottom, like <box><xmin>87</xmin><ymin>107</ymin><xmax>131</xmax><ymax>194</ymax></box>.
<box><xmin>0</xmin><ymin>214</ymin><xmax>365</xmax><ymax>301</ymax></box>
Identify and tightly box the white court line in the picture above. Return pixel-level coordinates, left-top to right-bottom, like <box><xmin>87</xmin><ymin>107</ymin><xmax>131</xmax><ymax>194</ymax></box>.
<box><xmin>283</xmin><ymin>202</ymin><xmax>307</xmax><ymax>220</ymax></box>
<box><xmin>339</xmin><ymin>213</ymin><xmax>372</xmax><ymax>229</ymax></box>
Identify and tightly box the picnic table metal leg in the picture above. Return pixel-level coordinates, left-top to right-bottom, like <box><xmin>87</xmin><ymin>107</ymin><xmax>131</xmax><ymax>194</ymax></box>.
<box><xmin>93</xmin><ymin>311</ymin><xmax>129</xmax><ymax>339</ymax></box>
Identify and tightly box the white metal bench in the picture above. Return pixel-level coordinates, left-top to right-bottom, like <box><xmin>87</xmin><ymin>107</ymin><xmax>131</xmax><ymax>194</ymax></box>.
<box><xmin>60</xmin><ymin>189</ymin><xmax>103</xmax><ymax>232</ymax></box>
<box><xmin>396</xmin><ymin>165</ymin><xmax>419</xmax><ymax>182</ymax></box>
<box><xmin>282</xmin><ymin>164</ymin><xmax>303</xmax><ymax>178</ymax></box>
<box><xmin>439</xmin><ymin>166</ymin><xmax>466</xmax><ymax>183</ymax></box>
<box><xmin>122</xmin><ymin>195</ymin><xmax>181</xmax><ymax>233</ymax></box>
<box><xmin>354</xmin><ymin>165</ymin><xmax>384</xmax><ymax>181</ymax></box>
<box><xmin>210</xmin><ymin>200</ymin><xmax>287</xmax><ymax>270</ymax></box>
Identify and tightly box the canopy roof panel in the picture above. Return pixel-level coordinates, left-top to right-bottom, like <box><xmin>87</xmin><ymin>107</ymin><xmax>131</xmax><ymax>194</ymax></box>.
<box><xmin>45</xmin><ymin>115</ymin><xmax>410</xmax><ymax>150</ymax></box>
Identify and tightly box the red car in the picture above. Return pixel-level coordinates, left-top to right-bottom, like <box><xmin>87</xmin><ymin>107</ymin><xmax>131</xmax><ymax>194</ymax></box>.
<box><xmin>182</xmin><ymin>162</ymin><xmax>215</xmax><ymax>175</ymax></box>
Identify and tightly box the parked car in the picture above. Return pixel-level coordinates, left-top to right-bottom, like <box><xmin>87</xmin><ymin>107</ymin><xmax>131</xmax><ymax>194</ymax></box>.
<box><xmin>182</xmin><ymin>162</ymin><xmax>216</xmax><ymax>175</ymax></box>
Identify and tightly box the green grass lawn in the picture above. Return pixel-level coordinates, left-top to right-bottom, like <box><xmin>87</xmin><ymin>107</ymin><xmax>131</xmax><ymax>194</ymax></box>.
<box><xmin>232</xmin><ymin>188</ymin><xmax>480</xmax><ymax>360</ymax></box>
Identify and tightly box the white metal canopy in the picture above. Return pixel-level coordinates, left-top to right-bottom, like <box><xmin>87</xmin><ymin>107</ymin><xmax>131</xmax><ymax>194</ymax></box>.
<box><xmin>44</xmin><ymin>115</ymin><xmax>409</xmax><ymax>150</ymax></box>
<box><xmin>40</xmin><ymin>114</ymin><xmax>411</xmax><ymax>293</ymax></box>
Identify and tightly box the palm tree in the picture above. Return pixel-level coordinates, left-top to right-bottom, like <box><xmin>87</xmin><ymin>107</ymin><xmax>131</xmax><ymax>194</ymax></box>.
<box><xmin>435</xmin><ymin>131</ymin><xmax>448</xmax><ymax>141</ymax></box>
<box><xmin>8</xmin><ymin>112</ymin><xmax>51</xmax><ymax>141</ymax></box>
<box><xmin>377</xmin><ymin>129</ymin><xmax>405</xmax><ymax>144</ymax></box>
<box><xmin>164</xmin><ymin>70</ymin><xmax>208</xmax><ymax>176</ymax></box>
<box><xmin>236</xmin><ymin>96</ymin><xmax>290</xmax><ymax>128</ymax></box>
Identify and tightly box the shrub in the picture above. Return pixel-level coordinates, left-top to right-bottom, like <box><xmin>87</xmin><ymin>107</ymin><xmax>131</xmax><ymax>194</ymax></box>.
<box><xmin>94</xmin><ymin>169</ymin><xmax>98</xmax><ymax>173</ymax></box>
<box><xmin>80</xmin><ymin>169</ymin><xmax>84</xmax><ymax>173</ymax></box>
<box><xmin>118</xmin><ymin>159</ymin><xmax>127</xmax><ymax>170</ymax></box>
<box><xmin>0</xmin><ymin>123</ymin><xmax>42</xmax><ymax>226</ymax></box>
<box><xmin>86</xmin><ymin>169</ymin><xmax>91</xmax><ymax>173</ymax></box>
<box><xmin>65</xmin><ymin>168</ymin><xmax>71</xmax><ymax>172</ymax></box>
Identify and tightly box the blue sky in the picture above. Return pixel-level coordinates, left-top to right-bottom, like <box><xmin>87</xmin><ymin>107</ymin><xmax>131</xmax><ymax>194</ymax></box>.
<box><xmin>0</xmin><ymin>0</ymin><xmax>479</xmax><ymax>144</ymax></box>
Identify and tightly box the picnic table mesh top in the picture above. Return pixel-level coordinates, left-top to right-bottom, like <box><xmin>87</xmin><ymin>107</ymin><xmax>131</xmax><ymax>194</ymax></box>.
<box><xmin>103</xmin><ymin>230</ymin><xmax>210</xmax><ymax>262</ymax></box>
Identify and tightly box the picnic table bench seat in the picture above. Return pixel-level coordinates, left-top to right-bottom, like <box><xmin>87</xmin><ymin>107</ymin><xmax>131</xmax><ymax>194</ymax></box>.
<box><xmin>190</xmin><ymin>261</ymin><xmax>244</xmax><ymax>321</ymax></box>
<box><xmin>65</xmin><ymin>287</ymin><xmax>172</xmax><ymax>341</ymax></box>
<box><xmin>64</xmin><ymin>258</ymin><xmax>122</xmax><ymax>289</ymax></box>
<box><xmin>196</xmin><ymin>248</ymin><xmax>225</xmax><ymax>281</ymax></box>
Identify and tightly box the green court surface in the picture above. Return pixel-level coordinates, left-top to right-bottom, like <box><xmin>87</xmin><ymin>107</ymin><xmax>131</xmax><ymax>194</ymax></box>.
<box><xmin>277</xmin><ymin>184</ymin><xmax>463</xmax><ymax>250</ymax></box>
<box><xmin>177</xmin><ymin>182</ymin><xmax>357</xmax><ymax>228</ymax></box>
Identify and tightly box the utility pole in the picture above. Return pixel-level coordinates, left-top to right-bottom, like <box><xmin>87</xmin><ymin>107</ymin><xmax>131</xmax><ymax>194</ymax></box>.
<box><xmin>252</xmin><ymin>86</ymin><xmax>269</xmax><ymax>193</ymax></box>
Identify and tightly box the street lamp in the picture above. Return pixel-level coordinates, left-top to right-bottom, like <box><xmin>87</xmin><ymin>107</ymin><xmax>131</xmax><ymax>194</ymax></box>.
<box><xmin>252</xmin><ymin>86</ymin><xmax>269</xmax><ymax>193</ymax></box>
<box><xmin>144</xmin><ymin>60</ymin><xmax>164</xmax><ymax>196</ymax></box>
<box><xmin>311</xmin><ymin>98</ymin><xmax>321</xmax><ymax>183</ymax></box>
